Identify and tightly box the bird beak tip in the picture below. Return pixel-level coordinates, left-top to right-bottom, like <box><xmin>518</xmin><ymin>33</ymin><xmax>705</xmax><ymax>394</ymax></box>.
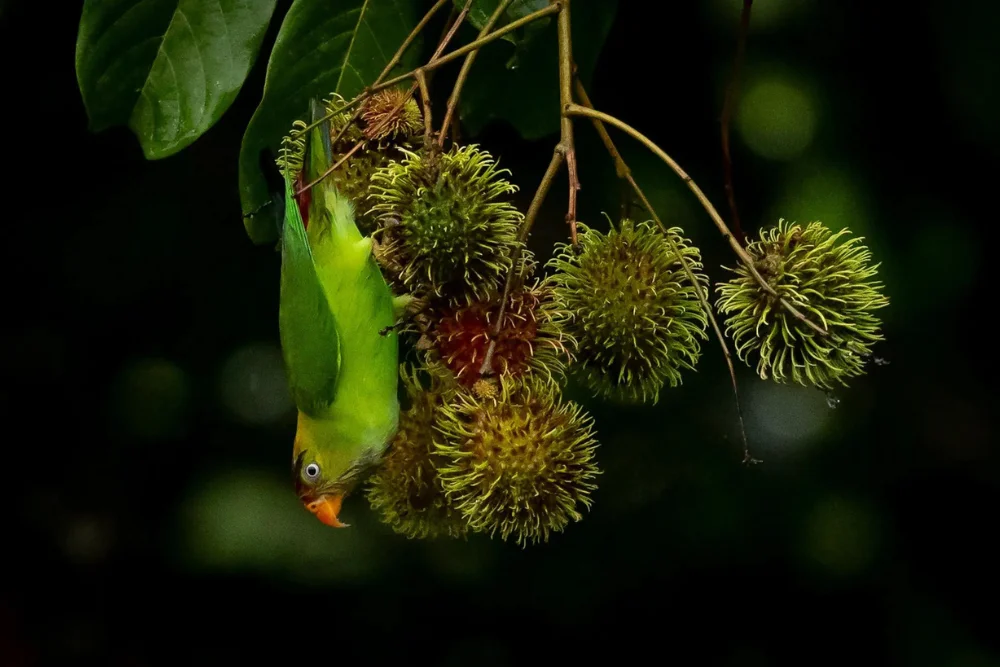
<box><xmin>307</xmin><ymin>494</ymin><xmax>349</xmax><ymax>528</ymax></box>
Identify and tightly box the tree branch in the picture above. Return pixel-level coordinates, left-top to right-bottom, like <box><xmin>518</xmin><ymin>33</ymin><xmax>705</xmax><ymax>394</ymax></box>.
<box><xmin>558</xmin><ymin>0</ymin><xmax>579</xmax><ymax>246</ymax></box>
<box><xmin>478</xmin><ymin>0</ymin><xmax>579</xmax><ymax>376</ymax></box>
<box><xmin>295</xmin><ymin>0</ymin><xmax>475</xmax><ymax>197</ymax></box>
<box><xmin>478</xmin><ymin>147</ymin><xmax>566</xmax><ymax>377</ymax></box>
<box><xmin>415</xmin><ymin>69</ymin><xmax>434</xmax><ymax>146</ymax></box>
<box><xmin>295</xmin><ymin>3</ymin><xmax>562</xmax><ymax>143</ymax></box>
<box><xmin>308</xmin><ymin>0</ymin><xmax>451</xmax><ymax>156</ymax></box>
<box><xmin>563</xmin><ymin>103</ymin><xmax>830</xmax><ymax>338</ymax></box>
<box><xmin>720</xmin><ymin>0</ymin><xmax>753</xmax><ymax>246</ymax></box>
<box><xmin>439</xmin><ymin>0</ymin><xmax>516</xmax><ymax>147</ymax></box>
<box><xmin>574</xmin><ymin>77</ymin><xmax>758</xmax><ymax>465</ymax></box>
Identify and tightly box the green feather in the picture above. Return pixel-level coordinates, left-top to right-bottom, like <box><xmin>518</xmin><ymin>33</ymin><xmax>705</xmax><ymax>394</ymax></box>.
<box><xmin>278</xmin><ymin>176</ymin><xmax>342</xmax><ymax>415</ymax></box>
<box><xmin>282</xmin><ymin>100</ymin><xmax>401</xmax><ymax>499</ymax></box>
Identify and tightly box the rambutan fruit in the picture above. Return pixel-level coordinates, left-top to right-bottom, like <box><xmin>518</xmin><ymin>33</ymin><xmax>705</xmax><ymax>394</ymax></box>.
<box><xmin>364</xmin><ymin>365</ymin><xmax>469</xmax><ymax>539</ymax></box>
<box><xmin>433</xmin><ymin>374</ymin><xmax>600</xmax><ymax>547</ymax></box>
<box><xmin>428</xmin><ymin>275</ymin><xmax>572</xmax><ymax>387</ymax></box>
<box><xmin>547</xmin><ymin>218</ymin><xmax>709</xmax><ymax>403</ymax></box>
<box><xmin>715</xmin><ymin>219</ymin><xmax>889</xmax><ymax>389</ymax></box>
<box><xmin>367</xmin><ymin>143</ymin><xmax>523</xmax><ymax>301</ymax></box>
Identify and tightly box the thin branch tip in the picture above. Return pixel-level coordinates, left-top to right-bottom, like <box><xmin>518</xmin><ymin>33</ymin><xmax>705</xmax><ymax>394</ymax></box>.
<box><xmin>563</xmin><ymin>103</ymin><xmax>829</xmax><ymax>338</ymax></box>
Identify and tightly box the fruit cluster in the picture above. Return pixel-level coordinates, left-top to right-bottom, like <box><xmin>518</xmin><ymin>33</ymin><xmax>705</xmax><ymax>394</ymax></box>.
<box><xmin>276</xmin><ymin>88</ymin><xmax>890</xmax><ymax>546</ymax></box>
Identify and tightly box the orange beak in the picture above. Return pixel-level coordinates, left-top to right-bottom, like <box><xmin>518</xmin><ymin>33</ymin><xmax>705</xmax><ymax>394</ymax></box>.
<box><xmin>305</xmin><ymin>494</ymin><xmax>349</xmax><ymax>528</ymax></box>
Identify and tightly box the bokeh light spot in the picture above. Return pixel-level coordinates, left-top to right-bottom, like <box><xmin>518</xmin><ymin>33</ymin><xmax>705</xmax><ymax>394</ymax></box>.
<box><xmin>111</xmin><ymin>358</ymin><xmax>189</xmax><ymax>440</ymax></box>
<box><xmin>737</xmin><ymin>77</ymin><xmax>816</xmax><ymax>161</ymax></box>
<box><xmin>707</xmin><ymin>0</ymin><xmax>806</xmax><ymax>31</ymax></box>
<box><xmin>801</xmin><ymin>494</ymin><xmax>878</xmax><ymax>576</ymax></box>
<box><xmin>769</xmin><ymin>164</ymin><xmax>871</xmax><ymax>238</ymax></box>
<box><xmin>64</xmin><ymin>515</ymin><xmax>114</xmax><ymax>565</ymax></box>
<box><xmin>218</xmin><ymin>343</ymin><xmax>293</xmax><ymax>425</ymax></box>
<box><xmin>746</xmin><ymin>382</ymin><xmax>832</xmax><ymax>455</ymax></box>
<box><xmin>175</xmin><ymin>469</ymin><xmax>385</xmax><ymax>584</ymax></box>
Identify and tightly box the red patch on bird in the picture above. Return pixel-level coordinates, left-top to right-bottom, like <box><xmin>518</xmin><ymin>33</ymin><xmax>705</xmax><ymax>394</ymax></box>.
<box><xmin>295</xmin><ymin>171</ymin><xmax>311</xmax><ymax>229</ymax></box>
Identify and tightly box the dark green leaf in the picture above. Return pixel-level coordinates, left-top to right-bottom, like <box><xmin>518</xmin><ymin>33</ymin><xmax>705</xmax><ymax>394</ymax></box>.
<box><xmin>75</xmin><ymin>0</ymin><xmax>278</xmax><ymax>159</ymax></box>
<box><xmin>239</xmin><ymin>0</ymin><xmax>420</xmax><ymax>245</ymax></box>
<box><xmin>454</xmin><ymin>0</ymin><xmax>550</xmax><ymax>47</ymax></box>
<box><xmin>457</xmin><ymin>0</ymin><xmax>617</xmax><ymax>140</ymax></box>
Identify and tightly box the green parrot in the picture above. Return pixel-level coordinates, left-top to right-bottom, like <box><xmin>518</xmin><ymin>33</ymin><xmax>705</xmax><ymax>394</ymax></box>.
<box><xmin>278</xmin><ymin>102</ymin><xmax>402</xmax><ymax>529</ymax></box>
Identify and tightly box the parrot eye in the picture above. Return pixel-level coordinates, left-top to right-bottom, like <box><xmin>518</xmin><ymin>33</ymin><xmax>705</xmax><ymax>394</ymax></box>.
<box><xmin>304</xmin><ymin>463</ymin><xmax>321</xmax><ymax>480</ymax></box>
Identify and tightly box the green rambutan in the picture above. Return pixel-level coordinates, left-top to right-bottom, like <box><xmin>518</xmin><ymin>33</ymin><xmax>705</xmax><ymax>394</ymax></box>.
<box><xmin>433</xmin><ymin>374</ymin><xmax>600</xmax><ymax>547</ymax></box>
<box><xmin>364</xmin><ymin>365</ymin><xmax>469</xmax><ymax>539</ymax></box>
<box><xmin>715</xmin><ymin>219</ymin><xmax>889</xmax><ymax>389</ymax></box>
<box><xmin>367</xmin><ymin>143</ymin><xmax>523</xmax><ymax>301</ymax></box>
<box><xmin>547</xmin><ymin>218</ymin><xmax>710</xmax><ymax>404</ymax></box>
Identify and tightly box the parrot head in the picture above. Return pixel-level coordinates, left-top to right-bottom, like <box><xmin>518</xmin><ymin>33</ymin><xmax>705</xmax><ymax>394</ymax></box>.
<box><xmin>290</xmin><ymin>411</ymin><xmax>387</xmax><ymax>529</ymax></box>
<box><xmin>291</xmin><ymin>420</ymin><xmax>356</xmax><ymax>528</ymax></box>
<box><xmin>292</xmin><ymin>449</ymin><xmax>348</xmax><ymax>528</ymax></box>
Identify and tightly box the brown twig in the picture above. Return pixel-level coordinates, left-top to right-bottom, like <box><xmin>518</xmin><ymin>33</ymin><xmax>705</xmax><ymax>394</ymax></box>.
<box><xmin>295</xmin><ymin>4</ymin><xmax>561</xmax><ymax>142</ymax></box>
<box><xmin>308</xmin><ymin>0</ymin><xmax>451</xmax><ymax>157</ymax></box>
<box><xmin>720</xmin><ymin>0</ymin><xmax>753</xmax><ymax>245</ymax></box>
<box><xmin>563</xmin><ymin>103</ymin><xmax>830</xmax><ymax>338</ymax></box>
<box><xmin>478</xmin><ymin>148</ymin><xmax>566</xmax><ymax>376</ymax></box>
<box><xmin>415</xmin><ymin>69</ymin><xmax>434</xmax><ymax>145</ymax></box>
<box><xmin>439</xmin><ymin>0</ymin><xmax>516</xmax><ymax>147</ymax></box>
<box><xmin>295</xmin><ymin>1</ymin><xmax>475</xmax><ymax>197</ymax></box>
<box><xmin>574</xmin><ymin>77</ymin><xmax>757</xmax><ymax>464</ymax></box>
<box><xmin>557</xmin><ymin>0</ymin><xmax>579</xmax><ymax>246</ymax></box>
<box><xmin>294</xmin><ymin>140</ymin><xmax>365</xmax><ymax>196</ymax></box>
<box><xmin>479</xmin><ymin>0</ymin><xmax>578</xmax><ymax>375</ymax></box>
<box><xmin>438</xmin><ymin>0</ymin><xmax>475</xmax><ymax>59</ymax></box>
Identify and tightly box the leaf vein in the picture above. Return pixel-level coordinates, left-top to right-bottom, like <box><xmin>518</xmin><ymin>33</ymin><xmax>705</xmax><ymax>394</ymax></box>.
<box><xmin>334</xmin><ymin>0</ymin><xmax>370</xmax><ymax>94</ymax></box>
<box><xmin>174</xmin><ymin>7</ymin><xmax>207</xmax><ymax>138</ymax></box>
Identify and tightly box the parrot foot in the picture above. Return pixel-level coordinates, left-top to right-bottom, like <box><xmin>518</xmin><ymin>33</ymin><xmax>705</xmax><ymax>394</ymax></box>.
<box><xmin>355</xmin><ymin>236</ymin><xmax>375</xmax><ymax>262</ymax></box>
<box><xmin>380</xmin><ymin>293</ymin><xmax>432</xmax><ymax>336</ymax></box>
<box><xmin>392</xmin><ymin>294</ymin><xmax>417</xmax><ymax>320</ymax></box>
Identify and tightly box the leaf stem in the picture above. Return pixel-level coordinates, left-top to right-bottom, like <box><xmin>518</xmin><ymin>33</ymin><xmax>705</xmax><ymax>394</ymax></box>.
<box><xmin>479</xmin><ymin>0</ymin><xmax>577</xmax><ymax>376</ymax></box>
<box><xmin>574</xmin><ymin>77</ymin><xmax>758</xmax><ymax>465</ymax></box>
<box><xmin>439</xmin><ymin>0</ymin><xmax>516</xmax><ymax>147</ymax></box>
<box><xmin>557</xmin><ymin>0</ymin><xmax>579</xmax><ymax>246</ymax></box>
<box><xmin>563</xmin><ymin>103</ymin><xmax>830</xmax><ymax>338</ymax></box>
<box><xmin>720</xmin><ymin>0</ymin><xmax>753</xmax><ymax>245</ymax></box>
<box><xmin>295</xmin><ymin>1</ymin><xmax>474</xmax><ymax>197</ymax></box>
<box><xmin>415</xmin><ymin>69</ymin><xmax>434</xmax><ymax>146</ymax></box>
<box><xmin>295</xmin><ymin>141</ymin><xmax>365</xmax><ymax>196</ymax></box>
<box><xmin>478</xmin><ymin>147</ymin><xmax>566</xmax><ymax>376</ymax></box>
<box><xmin>295</xmin><ymin>3</ymin><xmax>561</xmax><ymax>141</ymax></box>
<box><xmin>316</xmin><ymin>0</ymin><xmax>452</xmax><ymax>157</ymax></box>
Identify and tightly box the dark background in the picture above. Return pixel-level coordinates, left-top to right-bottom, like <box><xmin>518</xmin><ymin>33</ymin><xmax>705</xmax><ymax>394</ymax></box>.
<box><xmin>2</xmin><ymin>1</ymin><xmax>997</xmax><ymax>665</ymax></box>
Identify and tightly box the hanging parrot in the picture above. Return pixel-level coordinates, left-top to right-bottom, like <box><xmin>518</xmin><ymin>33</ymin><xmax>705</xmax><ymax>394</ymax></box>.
<box><xmin>278</xmin><ymin>100</ymin><xmax>403</xmax><ymax>529</ymax></box>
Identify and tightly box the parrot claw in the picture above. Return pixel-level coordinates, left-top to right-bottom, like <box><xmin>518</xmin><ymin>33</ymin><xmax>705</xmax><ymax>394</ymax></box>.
<box><xmin>356</xmin><ymin>236</ymin><xmax>374</xmax><ymax>257</ymax></box>
<box><xmin>392</xmin><ymin>294</ymin><xmax>417</xmax><ymax>320</ymax></box>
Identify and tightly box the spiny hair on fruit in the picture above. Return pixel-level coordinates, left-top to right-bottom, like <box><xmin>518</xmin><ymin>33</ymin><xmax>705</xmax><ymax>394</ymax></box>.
<box><xmin>547</xmin><ymin>217</ymin><xmax>709</xmax><ymax>404</ymax></box>
<box><xmin>715</xmin><ymin>218</ymin><xmax>889</xmax><ymax>390</ymax></box>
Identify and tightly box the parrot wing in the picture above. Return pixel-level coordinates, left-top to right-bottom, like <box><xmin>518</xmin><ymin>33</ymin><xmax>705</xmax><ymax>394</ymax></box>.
<box><xmin>278</xmin><ymin>175</ymin><xmax>342</xmax><ymax>416</ymax></box>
